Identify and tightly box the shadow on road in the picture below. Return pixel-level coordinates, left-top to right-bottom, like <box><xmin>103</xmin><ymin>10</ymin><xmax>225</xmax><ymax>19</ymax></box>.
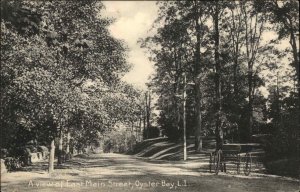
<box><xmin>1</xmin><ymin>153</ymin><xmax>299</xmax><ymax>192</ymax></box>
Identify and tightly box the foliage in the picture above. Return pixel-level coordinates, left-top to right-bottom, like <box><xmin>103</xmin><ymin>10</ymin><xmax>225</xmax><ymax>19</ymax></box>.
<box><xmin>141</xmin><ymin>0</ymin><xmax>299</xmax><ymax>153</ymax></box>
<box><xmin>103</xmin><ymin>130</ymin><xmax>137</xmax><ymax>153</ymax></box>
<box><xmin>0</xmin><ymin>0</ymin><xmax>142</xmax><ymax>157</ymax></box>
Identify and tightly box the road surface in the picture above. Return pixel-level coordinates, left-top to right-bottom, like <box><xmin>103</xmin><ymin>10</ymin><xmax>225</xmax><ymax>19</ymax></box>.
<box><xmin>1</xmin><ymin>153</ymin><xmax>299</xmax><ymax>192</ymax></box>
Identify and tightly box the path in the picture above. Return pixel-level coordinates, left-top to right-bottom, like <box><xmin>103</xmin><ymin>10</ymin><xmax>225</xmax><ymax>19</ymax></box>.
<box><xmin>1</xmin><ymin>153</ymin><xmax>299</xmax><ymax>192</ymax></box>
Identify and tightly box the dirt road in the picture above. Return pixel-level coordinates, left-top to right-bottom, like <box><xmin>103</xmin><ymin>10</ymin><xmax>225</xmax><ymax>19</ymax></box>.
<box><xmin>1</xmin><ymin>153</ymin><xmax>299</xmax><ymax>192</ymax></box>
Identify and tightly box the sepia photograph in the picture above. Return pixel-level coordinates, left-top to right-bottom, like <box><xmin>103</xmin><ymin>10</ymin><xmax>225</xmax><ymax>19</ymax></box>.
<box><xmin>1</xmin><ymin>1</ymin><xmax>299</xmax><ymax>191</ymax></box>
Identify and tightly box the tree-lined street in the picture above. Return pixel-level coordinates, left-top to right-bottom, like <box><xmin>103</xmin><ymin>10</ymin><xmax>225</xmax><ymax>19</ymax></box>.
<box><xmin>1</xmin><ymin>1</ymin><xmax>299</xmax><ymax>191</ymax></box>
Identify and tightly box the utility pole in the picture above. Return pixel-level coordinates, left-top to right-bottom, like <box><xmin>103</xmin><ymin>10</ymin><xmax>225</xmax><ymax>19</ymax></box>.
<box><xmin>183</xmin><ymin>73</ymin><xmax>187</xmax><ymax>161</ymax></box>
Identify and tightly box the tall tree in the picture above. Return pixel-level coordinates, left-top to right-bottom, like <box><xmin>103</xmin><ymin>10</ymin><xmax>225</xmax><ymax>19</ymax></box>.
<box><xmin>1</xmin><ymin>0</ymin><xmax>131</xmax><ymax>172</ymax></box>
<box><xmin>211</xmin><ymin>1</ymin><xmax>223</xmax><ymax>149</ymax></box>
<box><xmin>240</xmin><ymin>1</ymin><xmax>267</xmax><ymax>141</ymax></box>
<box><xmin>191</xmin><ymin>0</ymin><xmax>208</xmax><ymax>151</ymax></box>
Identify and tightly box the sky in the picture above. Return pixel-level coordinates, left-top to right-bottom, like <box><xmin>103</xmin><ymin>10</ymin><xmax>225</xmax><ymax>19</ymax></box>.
<box><xmin>101</xmin><ymin>1</ymin><xmax>294</xmax><ymax>97</ymax></box>
<box><xmin>102</xmin><ymin>1</ymin><xmax>158</xmax><ymax>90</ymax></box>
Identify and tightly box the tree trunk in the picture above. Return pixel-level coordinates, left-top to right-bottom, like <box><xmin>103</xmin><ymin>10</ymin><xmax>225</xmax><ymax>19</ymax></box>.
<box><xmin>131</xmin><ymin>121</ymin><xmax>134</xmax><ymax>151</ymax></box>
<box><xmin>233</xmin><ymin>59</ymin><xmax>238</xmax><ymax>97</ymax></box>
<box><xmin>139</xmin><ymin>115</ymin><xmax>142</xmax><ymax>141</ymax></box>
<box><xmin>66</xmin><ymin>130</ymin><xmax>71</xmax><ymax>160</ymax></box>
<box><xmin>48</xmin><ymin>139</ymin><xmax>55</xmax><ymax>173</ymax></box>
<box><xmin>282</xmin><ymin>9</ymin><xmax>299</xmax><ymax>88</ymax></box>
<box><xmin>195</xmin><ymin>84</ymin><xmax>202</xmax><ymax>151</ymax></box>
<box><xmin>146</xmin><ymin>91</ymin><xmax>151</xmax><ymax>139</ymax></box>
<box><xmin>57</xmin><ymin>128</ymin><xmax>63</xmax><ymax>165</ymax></box>
<box><xmin>136</xmin><ymin>119</ymin><xmax>139</xmax><ymax>141</ymax></box>
<box><xmin>173</xmin><ymin>49</ymin><xmax>181</xmax><ymax>135</ymax></box>
<box><xmin>143</xmin><ymin>106</ymin><xmax>146</xmax><ymax>140</ymax></box>
<box><xmin>288</xmin><ymin>18</ymin><xmax>300</xmax><ymax>163</ymax></box>
<box><xmin>242</xmin><ymin>1</ymin><xmax>256</xmax><ymax>142</ymax></box>
<box><xmin>233</xmin><ymin>37</ymin><xmax>240</xmax><ymax>142</ymax></box>
<box><xmin>214</xmin><ymin>2</ymin><xmax>223</xmax><ymax>150</ymax></box>
<box><xmin>231</xmin><ymin>7</ymin><xmax>241</xmax><ymax>100</ymax></box>
<box><xmin>145</xmin><ymin>92</ymin><xmax>148</xmax><ymax>139</ymax></box>
<box><xmin>183</xmin><ymin>73</ymin><xmax>187</xmax><ymax>160</ymax></box>
<box><xmin>193</xmin><ymin>0</ymin><xmax>203</xmax><ymax>152</ymax></box>
<box><xmin>248</xmin><ymin>71</ymin><xmax>254</xmax><ymax>141</ymax></box>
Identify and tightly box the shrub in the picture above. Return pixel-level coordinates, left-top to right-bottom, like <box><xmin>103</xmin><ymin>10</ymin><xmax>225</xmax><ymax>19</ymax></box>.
<box><xmin>37</xmin><ymin>146</ymin><xmax>49</xmax><ymax>153</ymax></box>
<box><xmin>265</xmin><ymin>158</ymin><xmax>300</xmax><ymax>178</ymax></box>
<box><xmin>25</xmin><ymin>145</ymin><xmax>37</xmax><ymax>153</ymax></box>
<box><xmin>1</xmin><ymin>148</ymin><xmax>8</xmax><ymax>158</ymax></box>
<box><xmin>4</xmin><ymin>157</ymin><xmax>23</xmax><ymax>171</ymax></box>
<box><xmin>147</xmin><ymin>126</ymin><xmax>160</xmax><ymax>139</ymax></box>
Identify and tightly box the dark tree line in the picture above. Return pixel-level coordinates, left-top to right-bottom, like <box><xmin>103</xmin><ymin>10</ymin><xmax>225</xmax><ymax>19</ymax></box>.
<box><xmin>141</xmin><ymin>0</ymin><xmax>299</xmax><ymax>158</ymax></box>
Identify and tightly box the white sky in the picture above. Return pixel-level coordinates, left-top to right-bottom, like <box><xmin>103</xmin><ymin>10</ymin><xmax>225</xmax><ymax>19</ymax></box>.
<box><xmin>101</xmin><ymin>1</ymin><xmax>295</xmax><ymax>98</ymax></box>
<box><xmin>102</xmin><ymin>1</ymin><xmax>158</xmax><ymax>90</ymax></box>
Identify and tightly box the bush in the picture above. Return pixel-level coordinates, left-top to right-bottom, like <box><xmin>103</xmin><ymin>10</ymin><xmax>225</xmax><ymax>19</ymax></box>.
<box><xmin>265</xmin><ymin>158</ymin><xmax>300</xmax><ymax>178</ymax></box>
<box><xmin>4</xmin><ymin>157</ymin><xmax>24</xmax><ymax>171</ymax></box>
<box><xmin>1</xmin><ymin>148</ymin><xmax>8</xmax><ymax>158</ymax></box>
<box><xmin>25</xmin><ymin>145</ymin><xmax>37</xmax><ymax>153</ymax></box>
<box><xmin>144</xmin><ymin>126</ymin><xmax>160</xmax><ymax>140</ymax></box>
<box><xmin>103</xmin><ymin>140</ymin><xmax>112</xmax><ymax>153</ymax></box>
<box><xmin>148</xmin><ymin>126</ymin><xmax>160</xmax><ymax>139</ymax></box>
<box><xmin>9</xmin><ymin>147</ymin><xmax>30</xmax><ymax>157</ymax></box>
<box><xmin>37</xmin><ymin>146</ymin><xmax>49</xmax><ymax>153</ymax></box>
<box><xmin>103</xmin><ymin>131</ymin><xmax>137</xmax><ymax>153</ymax></box>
